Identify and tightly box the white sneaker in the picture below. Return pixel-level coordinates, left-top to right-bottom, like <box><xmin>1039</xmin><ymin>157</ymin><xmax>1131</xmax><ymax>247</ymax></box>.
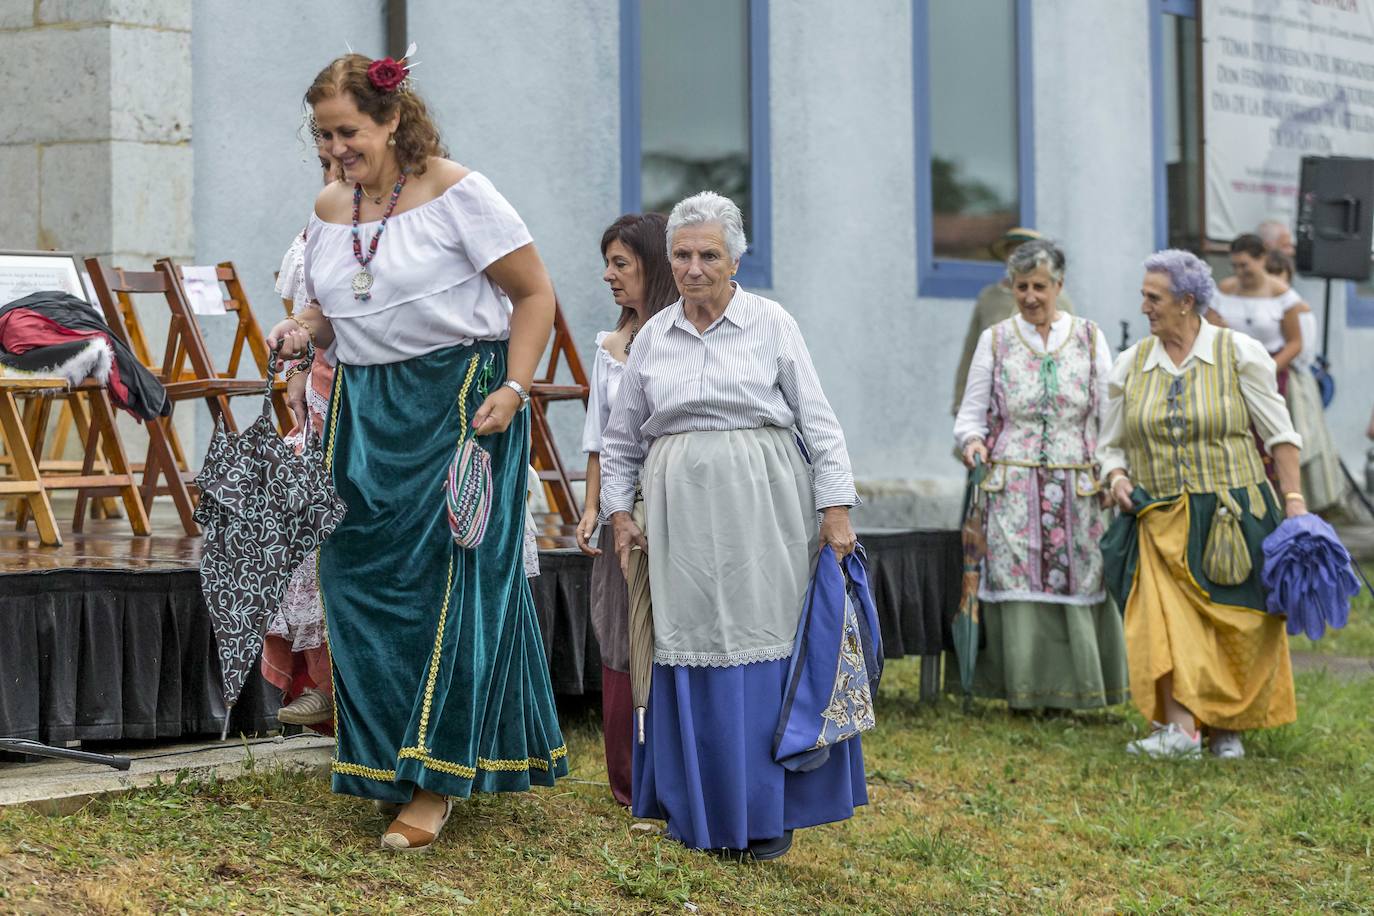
<box><xmin>1126</xmin><ymin>722</ymin><xmax>1202</xmax><ymax>759</ymax></box>
<box><xmin>1210</xmin><ymin>729</ymin><xmax>1245</xmax><ymax>759</ymax></box>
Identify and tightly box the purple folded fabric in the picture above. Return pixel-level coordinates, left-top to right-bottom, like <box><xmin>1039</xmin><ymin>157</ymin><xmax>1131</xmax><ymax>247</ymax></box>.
<box><xmin>1260</xmin><ymin>514</ymin><xmax>1361</xmax><ymax>640</ymax></box>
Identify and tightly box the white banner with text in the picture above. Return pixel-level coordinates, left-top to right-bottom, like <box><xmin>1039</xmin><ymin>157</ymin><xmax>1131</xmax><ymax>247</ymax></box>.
<box><xmin>1203</xmin><ymin>0</ymin><xmax>1374</xmax><ymax>241</ymax></box>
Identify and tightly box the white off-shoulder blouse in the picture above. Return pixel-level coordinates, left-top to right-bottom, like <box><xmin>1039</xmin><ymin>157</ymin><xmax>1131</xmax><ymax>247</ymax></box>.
<box><xmin>303</xmin><ymin>171</ymin><xmax>532</xmax><ymax>366</ymax></box>
<box><xmin>581</xmin><ymin>330</ymin><xmax>626</xmax><ymax>455</ymax></box>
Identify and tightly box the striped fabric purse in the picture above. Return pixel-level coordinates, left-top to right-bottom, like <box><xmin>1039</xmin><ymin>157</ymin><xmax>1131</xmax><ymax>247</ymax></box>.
<box><xmin>444</xmin><ymin>354</ymin><xmax>493</xmax><ymax>549</ymax></box>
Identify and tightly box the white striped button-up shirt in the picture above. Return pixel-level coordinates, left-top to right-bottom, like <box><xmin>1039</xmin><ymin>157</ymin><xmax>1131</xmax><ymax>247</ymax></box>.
<box><xmin>599</xmin><ymin>285</ymin><xmax>858</xmax><ymax>517</ymax></box>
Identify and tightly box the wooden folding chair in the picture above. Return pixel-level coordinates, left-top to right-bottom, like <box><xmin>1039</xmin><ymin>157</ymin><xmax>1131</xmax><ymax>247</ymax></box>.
<box><xmin>39</xmin><ymin>397</ymin><xmax>124</xmax><ymax>520</ymax></box>
<box><xmin>12</xmin><ymin>378</ymin><xmax>151</xmax><ymax>537</ymax></box>
<box><xmin>172</xmin><ymin>260</ymin><xmax>292</xmax><ymax>434</ymax></box>
<box><xmin>529</xmin><ymin>298</ymin><xmax>590</xmax><ymax>527</ymax></box>
<box><xmin>85</xmin><ymin>258</ymin><xmax>265</xmax><ymax>535</ymax></box>
<box><xmin>0</xmin><ymin>377</ymin><xmax>67</xmax><ymax>546</ymax></box>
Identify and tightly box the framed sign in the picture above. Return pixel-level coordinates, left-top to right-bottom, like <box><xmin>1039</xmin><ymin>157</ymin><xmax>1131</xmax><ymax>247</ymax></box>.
<box><xmin>0</xmin><ymin>250</ymin><xmax>91</xmax><ymax>307</ymax></box>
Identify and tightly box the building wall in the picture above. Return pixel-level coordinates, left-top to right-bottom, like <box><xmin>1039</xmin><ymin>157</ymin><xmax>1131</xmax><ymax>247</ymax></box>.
<box><xmin>405</xmin><ymin>0</ymin><xmax>622</xmax><ymax>470</ymax></box>
<box><xmin>190</xmin><ymin>0</ymin><xmax>385</xmax><ymax>442</ymax></box>
<box><xmin>1</xmin><ymin>0</ymin><xmax>194</xmax><ymax>461</ymax></box>
<box><xmin>0</xmin><ymin>0</ymin><xmax>192</xmax><ymax>262</ymax></box>
<box><xmin>186</xmin><ymin>1</ymin><xmax>1373</xmax><ymax>522</ymax></box>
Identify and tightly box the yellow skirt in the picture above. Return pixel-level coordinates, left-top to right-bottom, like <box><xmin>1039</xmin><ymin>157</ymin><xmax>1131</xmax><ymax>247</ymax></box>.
<box><xmin>1125</xmin><ymin>496</ymin><xmax>1296</xmax><ymax>730</ymax></box>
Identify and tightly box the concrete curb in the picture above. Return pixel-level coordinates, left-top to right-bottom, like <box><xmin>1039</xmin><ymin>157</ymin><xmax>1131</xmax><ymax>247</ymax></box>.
<box><xmin>0</xmin><ymin>734</ymin><xmax>333</xmax><ymax>815</ymax></box>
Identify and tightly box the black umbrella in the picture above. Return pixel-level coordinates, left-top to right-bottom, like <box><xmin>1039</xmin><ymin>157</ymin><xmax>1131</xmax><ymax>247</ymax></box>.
<box><xmin>193</xmin><ymin>348</ymin><xmax>346</xmax><ymax>737</ymax></box>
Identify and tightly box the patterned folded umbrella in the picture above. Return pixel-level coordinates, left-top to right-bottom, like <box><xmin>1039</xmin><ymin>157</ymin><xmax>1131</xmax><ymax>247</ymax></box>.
<box><xmin>193</xmin><ymin>349</ymin><xmax>346</xmax><ymax>737</ymax></box>
<box><xmin>1260</xmin><ymin>513</ymin><xmax>1364</xmax><ymax>640</ymax></box>
<box><xmin>953</xmin><ymin>457</ymin><xmax>989</xmax><ymax>707</ymax></box>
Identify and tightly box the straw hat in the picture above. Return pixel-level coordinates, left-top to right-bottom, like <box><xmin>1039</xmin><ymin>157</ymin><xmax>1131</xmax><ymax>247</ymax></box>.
<box><xmin>988</xmin><ymin>227</ymin><xmax>1045</xmax><ymax>262</ymax></box>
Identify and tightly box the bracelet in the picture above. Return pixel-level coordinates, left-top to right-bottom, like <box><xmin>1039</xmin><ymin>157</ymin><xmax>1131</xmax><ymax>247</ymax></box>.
<box><xmin>503</xmin><ymin>379</ymin><xmax>530</xmax><ymax>411</ymax></box>
<box><xmin>287</xmin><ymin>315</ymin><xmax>315</xmax><ymax>342</ymax></box>
<box><xmin>1284</xmin><ymin>491</ymin><xmax>1306</xmax><ymax>503</ymax></box>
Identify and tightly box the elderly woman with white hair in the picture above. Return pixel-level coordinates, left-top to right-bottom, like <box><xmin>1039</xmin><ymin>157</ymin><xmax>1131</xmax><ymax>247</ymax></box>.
<box><xmin>599</xmin><ymin>191</ymin><xmax>865</xmax><ymax>860</ymax></box>
<box><xmin>1099</xmin><ymin>249</ymin><xmax>1305</xmax><ymax>761</ymax></box>
<box><xmin>954</xmin><ymin>239</ymin><xmax>1127</xmax><ymax>713</ymax></box>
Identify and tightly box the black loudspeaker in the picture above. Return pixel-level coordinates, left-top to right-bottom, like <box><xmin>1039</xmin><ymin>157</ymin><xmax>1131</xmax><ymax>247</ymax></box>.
<box><xmin>1295</xmin><ymin>155</ymin><xmax>1374</xmax><ymax>281</ymax></box>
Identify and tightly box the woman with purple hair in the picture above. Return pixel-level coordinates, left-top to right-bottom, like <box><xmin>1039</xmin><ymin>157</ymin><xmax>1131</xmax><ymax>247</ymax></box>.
<box><xmin>1099</xmin><ymin>249</ymin><xmax>1306</xmax><ymax>761</ymax></box>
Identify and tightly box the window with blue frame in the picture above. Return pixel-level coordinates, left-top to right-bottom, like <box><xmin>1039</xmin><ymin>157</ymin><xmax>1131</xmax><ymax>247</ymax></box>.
<box><xmin>914</xmin><ymin>0</ymin><xmax>1034</xmax><ymax>299</ymax></box>
<box><xmin>620</xmin><ymin>0</ymin><xmax>772</xmax><ymax>288</ymax></box>
<box><xmin>1150</xmin><ymin>0</ymin><xmax>1202</xmax><ymax>252</ymax></box>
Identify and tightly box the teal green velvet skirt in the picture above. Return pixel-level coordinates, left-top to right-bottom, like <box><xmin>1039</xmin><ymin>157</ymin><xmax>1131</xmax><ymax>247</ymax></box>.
<box><xmin>318</xmin><ymin>341</ymin><xmax>568</xmax><ymax>802</ymax></box>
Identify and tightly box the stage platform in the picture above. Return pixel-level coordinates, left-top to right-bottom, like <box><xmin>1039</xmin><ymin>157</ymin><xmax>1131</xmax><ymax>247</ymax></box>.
<box><xmin>0</xmin><ymin>504</ymin><xmax>959</xmax><ymax>748</ymax></box>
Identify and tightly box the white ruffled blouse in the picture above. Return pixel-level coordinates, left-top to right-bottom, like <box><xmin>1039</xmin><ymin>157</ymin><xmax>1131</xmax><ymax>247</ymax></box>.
<box><xmin>303</xmin><ymin>171</ymin><xmax>533</xmax><ymax>366</ymax></box>
<box><xmin>581</xmin><ymin>331</ymin><xmax>626</xmax><ymax>454</ymax></box>
<box><xmin>275</xmin><ymin>230</ymin><xmax>310</xmax><ymax>313</ymax></box>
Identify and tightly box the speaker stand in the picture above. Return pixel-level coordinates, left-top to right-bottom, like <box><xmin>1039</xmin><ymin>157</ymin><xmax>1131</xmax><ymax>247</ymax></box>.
<box><xmin>0</xmin><ymin>737</ymin><xmax>131</xmax><ymax>771</ymax></box>
<box><xmin>1321</xmin><ymin>277</ymin><xmax>1333</xmax><ymax>363</ymax></box>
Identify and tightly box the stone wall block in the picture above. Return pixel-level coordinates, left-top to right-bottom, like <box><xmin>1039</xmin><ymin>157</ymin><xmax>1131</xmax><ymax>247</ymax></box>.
<box><xmin>38</xmin><ymin>141</ymin><xmax>113</xmax><ymax>254</ymax></box>
<box><xmin>0</xmin><ymin>146</ymin><xmax>42</xmax><ymax>249</ymax></box>
<box><xmin>0</xmin><ymin>29</ymin><xmax>110</xmax><ymax>144</ymax></box>
<box><xmin>35</xmin><ymin>0</ymin><xmax>109</xmax><ymax>24</ymax></box>
<box><xmin>110</xmin><ymin>26</ymin><xmax>191</xmax><ymax>142</ymax></box>
<box><xmin>39</xmin><ymin>0</ymin><xmax>190</xmax><ymax>29</ymax></box>
<box><xmin>110</xmin><ymin>141</ymin><xmax>193</xmax><ymax>258</ymax></box>
<box><xmin>0</xmin><ymin>3</ymin><xmax>35</xmax><ymax>28</ymax></box>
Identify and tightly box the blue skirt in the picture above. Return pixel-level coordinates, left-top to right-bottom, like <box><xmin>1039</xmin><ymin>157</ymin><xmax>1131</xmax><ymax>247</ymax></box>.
<box><xmin>631</xmin><ymin>658</ymin><xmax>867</xmax><ymax>851</ymax></box>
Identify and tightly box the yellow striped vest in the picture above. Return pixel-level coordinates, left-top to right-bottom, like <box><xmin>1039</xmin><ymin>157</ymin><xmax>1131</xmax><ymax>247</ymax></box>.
<box><xmin>1122</xmin><ymin>328</ymin><xmax>1267</xmax><ymax>498</ymax></box>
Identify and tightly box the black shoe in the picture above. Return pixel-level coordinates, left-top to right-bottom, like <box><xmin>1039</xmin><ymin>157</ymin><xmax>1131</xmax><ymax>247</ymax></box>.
<box><xmin>747</xmin><ymin>829</ymin><xmax>794</xmax><ymax>861</ymax></box>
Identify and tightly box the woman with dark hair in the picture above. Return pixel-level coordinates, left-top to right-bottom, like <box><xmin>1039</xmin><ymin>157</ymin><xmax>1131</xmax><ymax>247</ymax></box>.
<box><xmin>1212</xmin><ymin>234</ymin><xmax>1305</xmax><ymax>488</ymax></box>
<box><xmin>1263</xmin><ymin>251</ymin><xmax>1348</xmax><ymax>511</ymax></box>
<box><xmin>265</xmin><ymin>52</ymin><xmax>566</xmax><ymax>852</ymax></box>
<box><xmin>575</xmin><ymin>212</ymin><xmax>676</xmax><ymax>806</ymax></box>
<box><xmin>1213</xmin><ymin>234</ymin><xmax>1304</xmax><ymax>380</ymax></box>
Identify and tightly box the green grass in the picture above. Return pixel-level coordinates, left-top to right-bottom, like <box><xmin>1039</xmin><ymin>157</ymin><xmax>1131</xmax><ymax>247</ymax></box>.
<box><xmin>2</xmin><ymin>659</ymin><xmax>1373</xmax><ymax>914</ymax></box>
<box><xmin>1291</xmin><ymin>589</ymin><xmax>1374</xmax><ymax>657</ymax></box>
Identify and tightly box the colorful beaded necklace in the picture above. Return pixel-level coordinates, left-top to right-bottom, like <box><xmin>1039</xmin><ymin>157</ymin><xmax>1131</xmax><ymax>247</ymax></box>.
<box><xmin>350</xmin><ymin>171</ymin><xmax>408</xmax><ymax>301</ymax></box>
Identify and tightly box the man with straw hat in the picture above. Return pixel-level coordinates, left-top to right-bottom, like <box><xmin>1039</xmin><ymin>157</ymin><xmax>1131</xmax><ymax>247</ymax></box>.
<box><xmin>951</xmin><ymin>227</ymin><xmax>1074</xmax><ymax>413</ymax></box>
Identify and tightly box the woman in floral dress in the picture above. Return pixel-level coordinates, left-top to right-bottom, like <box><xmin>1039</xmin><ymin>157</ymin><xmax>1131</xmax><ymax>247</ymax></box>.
<box><xmin>953</xmin><ymin>240</ymin><xmax>1128</xmax><ymax>711</ymax></box>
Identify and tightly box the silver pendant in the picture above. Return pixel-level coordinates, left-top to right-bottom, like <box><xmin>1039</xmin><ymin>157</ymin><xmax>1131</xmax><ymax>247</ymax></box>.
<box><xmin>351</xmin><ymin>269</ymin><xmax>374</xmax><ymax>297</ymax></box>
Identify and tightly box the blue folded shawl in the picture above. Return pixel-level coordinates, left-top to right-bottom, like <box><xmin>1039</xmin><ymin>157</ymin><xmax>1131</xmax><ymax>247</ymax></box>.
<box><xmin>773</xmin><ymin>545</ymin><xmax>883</xmax><ymax>773</ymax></box>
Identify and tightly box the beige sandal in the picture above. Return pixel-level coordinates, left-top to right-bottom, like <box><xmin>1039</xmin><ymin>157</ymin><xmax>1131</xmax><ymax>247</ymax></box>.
<box><xmin>381</xmin><ymin>797</ymin><xmax>453</xmax><ymax>852</ymax></box>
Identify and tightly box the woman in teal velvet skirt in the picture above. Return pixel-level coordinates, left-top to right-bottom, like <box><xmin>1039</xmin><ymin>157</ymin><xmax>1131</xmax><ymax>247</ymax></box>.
<box><xmin>268</xmin><ymin>52</ymin><xmax>566</xmax><ymax>852</ymax></box>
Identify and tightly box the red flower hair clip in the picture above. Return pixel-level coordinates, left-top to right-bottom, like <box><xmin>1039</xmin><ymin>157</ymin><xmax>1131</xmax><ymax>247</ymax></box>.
<box><xmin>367</xmin><ymin>56</ymin><xmax>409</xmax><ymax>93</ymax></box>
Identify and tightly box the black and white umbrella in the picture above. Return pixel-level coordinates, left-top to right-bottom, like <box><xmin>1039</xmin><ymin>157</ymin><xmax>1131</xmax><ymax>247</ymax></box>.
<box><xmin>193</xmin><ymin>349</ymin><xmax>346</xmax><ymax>737</ymax></box>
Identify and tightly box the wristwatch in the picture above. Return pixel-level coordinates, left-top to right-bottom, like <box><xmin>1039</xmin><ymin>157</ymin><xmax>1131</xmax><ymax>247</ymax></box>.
<box><xmin>503</xmin><ymin>379</ymin><xmax>530</xmax><ymax>410</ymax></box>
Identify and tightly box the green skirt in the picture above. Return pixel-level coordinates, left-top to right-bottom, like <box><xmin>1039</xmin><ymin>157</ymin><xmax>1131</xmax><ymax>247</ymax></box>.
<box><xmin>1100</xmin><ymin>484</ymin><xmax>1282</xmax><ymax>614</ymax></box>
<box><xmin>948</xmin><ymin>600</ymin><xmax>1130</xmax><ymax>710</ymax></box>
<box><xmin>319</xmin><ymin>341</ymin><xmax>568</xmax><ymax>802</ymax></box>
